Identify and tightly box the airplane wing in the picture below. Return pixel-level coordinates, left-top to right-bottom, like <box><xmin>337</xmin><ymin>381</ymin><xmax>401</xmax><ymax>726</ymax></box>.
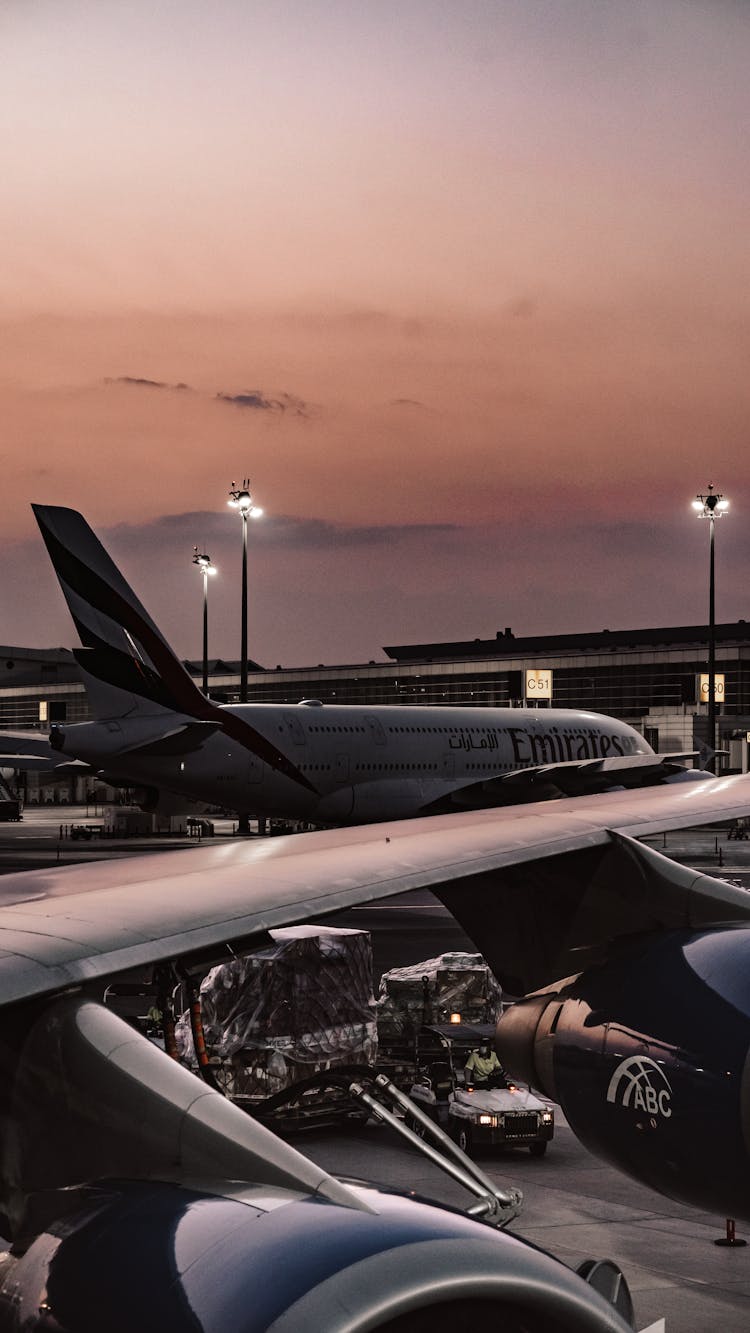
<box><xmin>421</xmin><ymin>753</ymin><xmax>702</xmax><ymax>811</ymax></box>
<box><xmin>0</xmin><ymin>754</ymin><xmax>88</xmax><ymax>772</ymax></box>
<box><xmin>1</xmin><ymin>764</ymin><xmax>748</xmax><ymax>1327</ymax></box>
<box><xmin>0</xmin><ymin>731</ymin><xmax>88</xmax><ymax>773</ymax></box>
<box><xmin>2</xmin><ymin>770</ymin><xmax>750</xmax><ymax>1008</ymax></box>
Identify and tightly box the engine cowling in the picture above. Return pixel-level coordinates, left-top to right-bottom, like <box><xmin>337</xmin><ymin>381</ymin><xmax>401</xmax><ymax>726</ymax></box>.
<box><xmin>0</xmin><ymin>996</ymin><xmax>635</xmax><ymax>1332</ymax></box>
<box><xmin>0</xmin><ymin>1178</ymin><xmax>635</xmax><ymax>1333</ymax></box>
<box><xmin>497</xmin><ymin>925</ymin><xmax>750</xmax><ymax>1219</ymax></box>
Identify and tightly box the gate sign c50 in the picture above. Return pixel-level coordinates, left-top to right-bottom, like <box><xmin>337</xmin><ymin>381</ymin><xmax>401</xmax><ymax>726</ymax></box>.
<box><xmin>699</xmin><ymin>673</ymin><xmax>725</xmax><ymax>702</ymax></box>
<box><xmin>525</xmin><ymin>668</ymin><xmax>552</xmax><ymax>700</ymax></box>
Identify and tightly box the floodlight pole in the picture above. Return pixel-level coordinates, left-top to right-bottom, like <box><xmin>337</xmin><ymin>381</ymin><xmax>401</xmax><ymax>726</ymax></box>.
<box><xmin>228</xmin><ymin>481</ymin><xmax>264</xmax><ymax>836</ymax></box>
<box><xmin>693</xmin><ymin>485</ymin><xmax>729</xmax><ymax>773</ymax></box>
<box><xmin>240</xmin><ymin>510</ymin><xmax>248</xmax><ymax>702</ymax></box>
<box><xmin>709</xmin><ymin>513</ymin><xmax>716</xmax><ymax>770</ymax></box>
<box><xmin>227</xmin><ymin>480</ymin><xmax>263</xmax><ymax>704</ymax></box>
<box><xmin>192</xmin><ymin>548</ymin><xmax>215</xmax><ymax>695</ymax></box>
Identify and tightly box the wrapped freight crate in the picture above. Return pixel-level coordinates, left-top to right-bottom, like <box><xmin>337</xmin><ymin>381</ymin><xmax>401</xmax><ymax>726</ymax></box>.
<box><xmin>376</xmin><ymin>951</ymin><xmax>503</xmax><ymax>1040</ymax></box>
<box><xmin>176</xmin><ymin>925</ymin><xmax>377</xmax><ymax>1097</ymax></box>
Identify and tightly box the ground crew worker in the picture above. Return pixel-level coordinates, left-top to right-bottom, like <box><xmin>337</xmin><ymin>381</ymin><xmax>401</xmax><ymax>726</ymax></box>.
<box><xmin>463</xmin><ymin>1041</ymin><xmax>506</xmax><ymax>1089</ymax></box>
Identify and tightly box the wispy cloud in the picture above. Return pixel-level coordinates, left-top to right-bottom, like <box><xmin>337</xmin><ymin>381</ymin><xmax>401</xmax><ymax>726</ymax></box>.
<box><xmin>216</xmin><ymin>390</ymin><xmax>308</xmax><ymax>416</ymax></box>
<box><xmin>102</xmin><ymin>376</ymin><xmax>308</xmax><ymax>416</ymax></box>
<box><xmin>109</xmin><ymin>510</ymin><xmax>458</xmax><ymax>551</ymax></box>
<box><xmin>389</xmin><ymin>397</ymin><xmax>427</xmax><ymax>409</ymax></box>
<box><xmin>104</xmin><ymin>376</ymin><xmax>191</xmax><ymax>390</ymax></box>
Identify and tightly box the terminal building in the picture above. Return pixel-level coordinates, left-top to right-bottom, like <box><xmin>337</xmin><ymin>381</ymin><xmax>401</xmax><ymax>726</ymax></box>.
<box><xmin>2</xmin><ymin>620</ymin><xmax>750</xmax><ymax>803</ymax></box>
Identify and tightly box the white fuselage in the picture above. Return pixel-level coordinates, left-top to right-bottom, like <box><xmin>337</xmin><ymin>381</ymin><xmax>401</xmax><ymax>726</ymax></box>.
<box><xmin>55</xmin><ymin>702</ymin><xmax>651</xmax><ymax>824</ymax></box>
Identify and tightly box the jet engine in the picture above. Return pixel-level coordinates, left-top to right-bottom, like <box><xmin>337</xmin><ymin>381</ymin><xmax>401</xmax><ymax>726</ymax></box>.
<box><xmin>0</xmin><ymin>1178</ymin><xmax>639</xmax><ymax>1333</ymax></box>
<box><xmin>497</xmin><ymin>925</ymin><xmax>750</xmax><ymax>1221</ymax></box>
<box><xmin>0</xmin><ymin>997</ymin><xmax>635</xmax><ymax>1333</ymax></box>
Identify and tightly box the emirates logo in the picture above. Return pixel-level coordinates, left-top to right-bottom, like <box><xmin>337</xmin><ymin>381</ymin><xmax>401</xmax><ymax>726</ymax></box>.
<box><xmin>606</xmin><ymin>1056</ymin><xmax>672</xmax><ymax>1119</ymax></box>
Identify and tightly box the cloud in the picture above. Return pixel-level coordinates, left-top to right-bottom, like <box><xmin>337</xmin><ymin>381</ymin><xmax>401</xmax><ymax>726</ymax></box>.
<box><xmin>216</xmin><ymin>390</ymin><xmax>309</xmax><ymax>416</ymax></box>
<box><xmin>102</xmin><ymin>377</ymin><xmax>308</xmax><ymax>415</ymax></box>
<box><xmin>104</xmin><ymin>376</ymin><xmax>191</xmax><ymax>390</ymax></box>
<box><xmin>108</xmin><ymin>510</ymin><xmax>458</xmax><ymax>552</ymax></box>
<box><xmin>255</xmin><ymin>516</ymin><xmax>456</xmax><ymax>550</ymax></box>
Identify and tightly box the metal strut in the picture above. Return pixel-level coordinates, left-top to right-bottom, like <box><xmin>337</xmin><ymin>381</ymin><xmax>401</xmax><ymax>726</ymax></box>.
<box><xmin>179</xmin><ymin>966</ymin><xmax>220</xmax><ymax>1091</ymax></box>
<box><xmin>348</xmin><ymin>1072</ymin><xmax>522</xmax><ymax>1229</ymax></box>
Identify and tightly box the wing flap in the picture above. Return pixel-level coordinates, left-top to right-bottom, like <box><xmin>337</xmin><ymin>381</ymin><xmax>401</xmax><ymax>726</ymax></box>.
<box><xmin>423</xmin><ymin>754</ymin><xmax>703</xmax><ymax>811</ymax></box>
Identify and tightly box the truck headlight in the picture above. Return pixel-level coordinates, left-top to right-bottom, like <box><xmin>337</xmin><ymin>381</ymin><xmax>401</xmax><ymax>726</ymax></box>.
<box><xmin>541</xmin><ymin>1111</ymin><xmax>553</xmax><ymax>1124</ymax></box>
<box><xmin>478</xmin><ymin>1114</ymin><xmax>496</xmax><ymax>1126</ymax></box>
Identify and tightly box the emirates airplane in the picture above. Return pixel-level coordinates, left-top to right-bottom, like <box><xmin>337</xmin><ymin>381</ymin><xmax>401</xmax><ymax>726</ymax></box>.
<box><xmin>20</xmin><ymin>505</ymin><xmax>696</xmax><ymax>824</ymax></box>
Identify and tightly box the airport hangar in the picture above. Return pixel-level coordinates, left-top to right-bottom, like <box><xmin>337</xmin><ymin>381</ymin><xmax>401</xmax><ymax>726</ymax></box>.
<box><xmin>3</xmin><ymin>620</ymin><xmax>750</xmax><ymax>805</ymax></box>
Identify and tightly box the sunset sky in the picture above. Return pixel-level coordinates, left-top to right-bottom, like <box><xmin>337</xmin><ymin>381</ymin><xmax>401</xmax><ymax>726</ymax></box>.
<box><xmin>2</xmin><ymin>1</ymin><xmax>749</xmax><ymax>668</ymax></box>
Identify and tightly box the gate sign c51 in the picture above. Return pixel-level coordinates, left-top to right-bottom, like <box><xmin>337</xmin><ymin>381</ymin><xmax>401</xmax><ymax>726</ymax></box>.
<box><xmin>525</xmin><ymin>669</ymin><xmax>553</xmax><ymax>700</ymax></box>
<box><xmin>698</xmin><ymin>673</ymin><xmax>725</xmax><ymax>703</ymax></box>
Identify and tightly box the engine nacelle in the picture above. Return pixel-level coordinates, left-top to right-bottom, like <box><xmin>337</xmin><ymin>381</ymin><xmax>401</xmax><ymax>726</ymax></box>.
<box><xmin>313</xmin><ymin>780</ymin><xmax>425</xmax><ymax>825</ymax></box>
<box><xmin>0</xmin><ymin>1178</ymin><xmax>636</xmax><ymax>1333</ymax></box>
<box><xmin>497</xmin><ymin>926</ymin><xmax>750</xmax><ymax>1220</ymax></box>
<box><xmin>0</xmin><ymin>997</ymin><xmax>634</xmax><ymax>1332</ymax></box>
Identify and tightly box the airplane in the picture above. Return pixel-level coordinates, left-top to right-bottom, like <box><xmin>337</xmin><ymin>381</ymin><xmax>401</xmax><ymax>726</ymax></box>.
<box><xmin>3</xmin><ymin>504</ymin><xmax>702</xmax><ymax>827</ymax></box>
<box><xmin>1</xmin><ymin>764</ymin><xmax>750</xmax><ymax>1329</ymax></box>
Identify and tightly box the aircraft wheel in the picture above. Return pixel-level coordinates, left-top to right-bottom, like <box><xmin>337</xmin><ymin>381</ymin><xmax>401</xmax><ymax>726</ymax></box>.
<box><xmin>406</xmin><ymin>1115</ymin><xmax>427</xmax><ymax>1139</ymax></box>
<box><xmin>455</xmin><ymin>1124</ymin><xmax>473</xmax><ymax>1155</ymax></box>
<box><xmin>529</xmin><ymin>1140</ymin><xmax>547</xmax><ymax>1157</ymax></box>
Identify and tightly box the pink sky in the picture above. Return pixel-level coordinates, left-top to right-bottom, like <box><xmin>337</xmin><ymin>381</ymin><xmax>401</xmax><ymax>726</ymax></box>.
<box><xmin>2</xmin><ymin>2</ymin><xmax>749</xmax><ymax>667</ymax></box>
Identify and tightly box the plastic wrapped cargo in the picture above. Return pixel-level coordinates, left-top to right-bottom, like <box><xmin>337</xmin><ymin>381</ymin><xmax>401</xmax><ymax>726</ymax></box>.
<box><xmin>176</xmin><ymin>925</ymin><xmax>377</xmax><ymax>1096</ymax></box>
<box><xmin>376</xmin><ymin>951</ymin><xmax>503</xmax><ymax>1039</ymax></box>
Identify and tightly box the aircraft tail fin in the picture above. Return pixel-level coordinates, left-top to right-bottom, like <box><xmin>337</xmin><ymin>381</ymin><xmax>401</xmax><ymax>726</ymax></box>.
<box><xmin>33</xmin><ymin>505</ymin><xmax>207</xmax><ymax>721</ymax></box>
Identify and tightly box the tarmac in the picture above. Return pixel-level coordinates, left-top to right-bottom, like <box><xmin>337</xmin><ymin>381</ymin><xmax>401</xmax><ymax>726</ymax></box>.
<box><xmin>3</xmin><ymin>807</ymin><xmax>750</xmax><ymax>1331</ymax></box>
